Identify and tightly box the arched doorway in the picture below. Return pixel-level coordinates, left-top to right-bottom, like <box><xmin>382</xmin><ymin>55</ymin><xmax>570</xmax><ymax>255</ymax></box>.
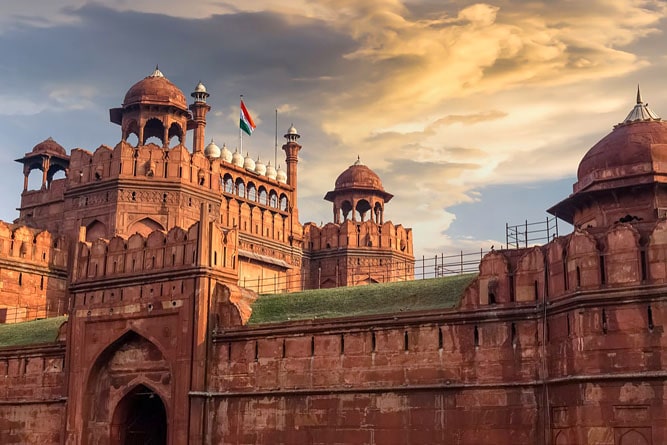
<box><xmin>111</xmin><ymin>384</ymin><xmax>167</xmax><ymax>445</ymax></box>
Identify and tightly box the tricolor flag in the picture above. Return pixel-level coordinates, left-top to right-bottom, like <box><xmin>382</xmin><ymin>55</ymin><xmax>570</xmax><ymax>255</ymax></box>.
<box><xmin>240</xmin><ymin>99</ymin><xmax>256</xmax><ymax>136</ymax></box>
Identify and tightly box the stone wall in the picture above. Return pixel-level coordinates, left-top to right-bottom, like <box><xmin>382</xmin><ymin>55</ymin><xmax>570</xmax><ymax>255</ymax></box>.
<box><xmin>207</xmin><ymin>313</ymin><xmax>543</xmax><ymax>443</ymax></box>
<box><xmin>0</xmin><ymin>223</ymin><xmax>68</xmax><ymax>323</ymax></box>
<box><xmin>0</xmin><ymin>344</ymin><xmax>66</xmax><ymax>444</ymax></box>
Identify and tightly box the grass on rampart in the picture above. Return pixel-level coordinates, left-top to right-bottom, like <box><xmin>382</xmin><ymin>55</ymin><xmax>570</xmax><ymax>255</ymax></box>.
<box><xmin>248</xmin><ymin>274</ymin><xmax>476</xmax><ymax>325</ymax></box>
<box><xmin>0</xmin><ymin>316</ymin><xmax>66</xmax><ymax>348</ymax></box>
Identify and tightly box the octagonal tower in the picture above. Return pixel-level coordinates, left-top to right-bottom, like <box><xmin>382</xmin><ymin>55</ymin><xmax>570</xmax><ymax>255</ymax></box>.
<box><xmin>549</xmin><ymin>87</ymin><xmax>666</xmax><ymax>232</ymax></box>
<box><xmin>305</xmin><ymin>157</ymin><xmax>413</xmax><ymax>288</ymax></box>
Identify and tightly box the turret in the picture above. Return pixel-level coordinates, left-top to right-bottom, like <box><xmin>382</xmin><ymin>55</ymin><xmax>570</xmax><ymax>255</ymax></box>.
<box><xmin>189</xmin><ymin>81</ymin><xmax>211</xmax><ymax>153</ymax></box>
<box><xmin>281</xmin><ymin>124</ymin><xmax>301</xmax><ymax>201</ymax></box>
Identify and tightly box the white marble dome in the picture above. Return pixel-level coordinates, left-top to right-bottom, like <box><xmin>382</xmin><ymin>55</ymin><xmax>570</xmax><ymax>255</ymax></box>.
<box><xmin>204</xmin><ymin>140</ymin><xmax>221</xmax><ymax>159</ymax></box>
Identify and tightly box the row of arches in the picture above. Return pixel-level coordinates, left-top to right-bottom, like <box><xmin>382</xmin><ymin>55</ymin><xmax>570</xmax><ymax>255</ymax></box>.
<box><xmin>123</xmin><ymin>117</ymin><xmax>184</xmax><ymax>148</ymax></box>
<box><xmin>222</xmin><ymin>174</ymin><xmax>288</xmax><ymax>211</ymax></box>
<box><xmin>335</xmin><ymin>199</ymin><xmax>385</xmax><ymax>224</ymax></box>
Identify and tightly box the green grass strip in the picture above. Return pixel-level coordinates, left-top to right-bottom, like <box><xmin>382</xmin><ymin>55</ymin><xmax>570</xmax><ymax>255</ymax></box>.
<box><xmin>0</xmin><ymin>316</ymin><xmax>67</xmax><ymax>348</ymax></box>
<box><xmin>249</xmin><ymin>274</ymin><xmax>476</xmax><ymax>324</ymax></box>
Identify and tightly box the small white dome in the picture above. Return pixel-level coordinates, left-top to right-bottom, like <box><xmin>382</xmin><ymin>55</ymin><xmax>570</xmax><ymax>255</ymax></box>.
<box><xmin>204</xmin><ymin>139</ymin><xmax>221</xmax><ymax>159</ymax></box>
<box><xmin>194</xmin><ymin>81</ymin><xmax>207</xmax><ymax>93</ymax></box>
<box><xmin>266</xmin><ymin>161</ymin><xmax>277</xmax><ymax>180</ymax></box>
<box><xmin>255</xmin><ymin>156</ymin><xmax>266</xmax><ymax>175</ymax></box>
<box><xmin>243</xmin><ymin>153</ymin><xmax>256</xmax><ymax>171</ymax></box>
<box><xmin>276</xmin><ymin>165</ymin><xmax>287</xmax><ymax>183</ymax></box>
<box><xmin>220</xmin><ymin>143</ymin><xmax>232</xmax><ymax>163</ymax></box>
<box><xmin>231</xmin><ymin>148</ymin><xmax>244</xmax><ymax>167</ymax></box>
<box><xmin>287</xmin><ymin>124</ymin><xmax>298</xmax><ymax>135</ymax></box>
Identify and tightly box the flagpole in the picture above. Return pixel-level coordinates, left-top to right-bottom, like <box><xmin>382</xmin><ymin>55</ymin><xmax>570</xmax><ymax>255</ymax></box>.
<box><xmin>239</xmin><ymin>95</ymin><xmax>243</xmax><ymax>156</ymax></box>
<box><xmin>274</xmin><ymin>108</ymin><xmax>278</xmax><ymax>167</ymax></box>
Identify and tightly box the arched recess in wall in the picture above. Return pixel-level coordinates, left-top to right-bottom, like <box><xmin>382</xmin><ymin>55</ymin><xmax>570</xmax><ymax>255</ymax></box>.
<box><xmin>110</xmin><ymin>383</ymin><xmax>167</xmax><ymax>445</ymax></box>
<box><xmin>619</xmin><ymin>429</ymin><xmax>650</xmax><ymax>445</ymax></box>
<box><xmin>83</xmin><ymin>330</ymin><xmax>171</xmax><ymax>445</ymax></box>
<box><xmin>86</xmin><ymin>220</ymin><xmax>108</xmax><ymax>243</ymax></box>
<box><xmin>128</xmin><ymin>217</ymin><xmax>165</xmax><ymax>237</ymax></box>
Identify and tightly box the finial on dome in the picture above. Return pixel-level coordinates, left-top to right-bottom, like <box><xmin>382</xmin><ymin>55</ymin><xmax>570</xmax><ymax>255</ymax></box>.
<box><xmin>354</xmin><ymin>155</ymin><xmax>362</xmax><ymax>166</ymax></box>
<box><xmin>150</xmin><ymin>65</ymin><xmax>164</xmax><ymax>78</ymax></box>
<box><xmin>617</xmin><ymin>85</ymin><xmax>660</xmax><ymax>127</ymax></box>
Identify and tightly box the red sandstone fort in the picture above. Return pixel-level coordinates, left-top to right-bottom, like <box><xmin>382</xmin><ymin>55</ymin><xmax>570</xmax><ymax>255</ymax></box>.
<box><xmin>0</xmin><ymin>70</ymin><xmax>666</xmax><ymax>444</ymax></box>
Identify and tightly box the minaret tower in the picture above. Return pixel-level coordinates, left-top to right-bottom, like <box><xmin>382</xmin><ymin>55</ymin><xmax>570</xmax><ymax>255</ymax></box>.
<box><xmin>282</xmin><ymin>124</ymin><xmax>301</xmax><ymax>201</ymax></box>
<box><xmin>189</xmin><ymin>81</ymin><xmax>210</xmax><ymax>153</ymax></box>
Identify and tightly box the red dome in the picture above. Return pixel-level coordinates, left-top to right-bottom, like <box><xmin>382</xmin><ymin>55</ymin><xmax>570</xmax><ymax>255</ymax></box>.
<box><xmin>335</xmin><ymin>164</ymin><xmax>385</xmax><ymax>192</ymax></box>
<box><xmin>31</xmin><ymin>137</ymin><xmax>66</xmax><ymax>156</ymax></box>
<box><xmin>123</xmin><ymin>71</ymin><xmax>187</xmax><ymax>110</ymax></box>
<box><xmin>576</xmin><ymin>121</ymin><xmax>667</xmax><ymax>193</ymax></box>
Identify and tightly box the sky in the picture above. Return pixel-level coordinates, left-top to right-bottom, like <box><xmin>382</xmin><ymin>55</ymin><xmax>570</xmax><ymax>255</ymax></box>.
<box><xmin>0</xmin><ymin>0</ymin><xmax>666</xmax><ymax>257</ymax></box>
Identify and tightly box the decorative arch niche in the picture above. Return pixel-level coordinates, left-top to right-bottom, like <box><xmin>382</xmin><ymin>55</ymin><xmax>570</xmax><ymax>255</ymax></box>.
<box><xmin>86</xmin><ymin>220</ymin><xmax>108</xmax><ymax>243</ymax></box>
<box><xmin>128</xmin><ymin>217</ymin><xmax>165</xmax><ymax>237</ymax></box>
<box><xmin>83</xmin><ymin>330</ymin><xmax>171</xmax><ymax>444</ymax></box>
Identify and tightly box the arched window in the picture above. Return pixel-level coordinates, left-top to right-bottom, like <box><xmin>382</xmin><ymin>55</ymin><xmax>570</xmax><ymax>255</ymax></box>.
<box><xmin>224</xmin><ymin>175</ymin><xmax>234</xmax><ymax>194</ymax></box>
<box><xmin>258</xmin><ymin>187</ymin><xmax>268</xmax><ymax>205</ymax></box>
<box><xmin>269</xmin><ymin>191</ymin><xmax>278</xmax><ymax>208</ymax></box>
<box><xmin>355</xmin><ymin>199</ymin><xmax>371</xmax><ymax>221</ymax></box>
<box><xmin>143</xmin><ymin>118</ymin><xmax>165</xmax><ymax>145</ymax></box>
<box><xmin>279</xmin><ymin>194</ymin><xmax>288</xmax><ymax>211</ymax></box>
<box><xmin>341</xmin><ymin>200</ymin><xmax>353</xmax><ymax>221</ymax></box>
<box><xmin>236</xmin><ymin>179</ymin><xmax>245</xmax><ymax>198</ymax></box>
<box><xmin>247</xmin><ymin>183</ymin><xmax>257</xmax><ymax>201</ymax></box>
<box><xmin>167</xmin><ymin>122</ymin><xmax>183</xmax><ymax>147</ymax></box>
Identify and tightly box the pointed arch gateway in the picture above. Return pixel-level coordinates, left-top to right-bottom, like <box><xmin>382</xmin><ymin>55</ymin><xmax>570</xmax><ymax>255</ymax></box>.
<box><xmin>110</xmin><ymin>384</ymin><xmax>167</xmax><ymax>445</ymax></box>
<box><xmin>83</xmin><ymin>330</ymin><xmax>171</xmax><ymax>444</ymax></box>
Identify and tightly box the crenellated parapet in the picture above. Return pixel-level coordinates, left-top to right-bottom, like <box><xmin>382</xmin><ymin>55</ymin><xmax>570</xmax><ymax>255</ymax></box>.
<box><xmin>462</xmin><ymin>220</ymin><xmax>667</xmax><ymax>307</ymax></box>
<box><xmin>305</xmin><ymin>220</ymin><xmax>412</xmax><ymax>254</ymax></box>
<box><xmin>0</xmin><ymin>221</ymin><xmax>68</xmax><ymax>323</ymax></box>
<box><xmin>72</xmin><ymin>222</ymin><xmax>238</xmax><ymax>285</ymax></box>
<box><xmin>303</xmin><ymin>219</ymin><xmax>414</xmax><ymax>288</ymax></box>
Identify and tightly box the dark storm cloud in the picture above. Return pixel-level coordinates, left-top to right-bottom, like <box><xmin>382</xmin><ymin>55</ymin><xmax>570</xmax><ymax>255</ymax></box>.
<box><xmin>0</xmin><ymin>4</ymin><xmax>356</xmax><ymax>101</ymax></box>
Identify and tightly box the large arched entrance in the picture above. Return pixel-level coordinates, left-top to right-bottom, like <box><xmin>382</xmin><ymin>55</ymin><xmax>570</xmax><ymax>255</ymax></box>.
<box><xmin>82</xmin><ymin>331</ymin><xmax>172</xmax><ymax>444</ymax></box>
<box><xmin>111</xmin><ymin>384</ymin><xmax>167</xmax><ymax>445</ymax></box>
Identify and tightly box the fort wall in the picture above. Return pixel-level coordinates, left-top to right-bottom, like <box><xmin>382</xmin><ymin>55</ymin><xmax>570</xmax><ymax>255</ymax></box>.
<box><xmin>0</xmin><ymin>222</ymin><xmax>68</xmax><ymax>323</ymax></box>
<box><xmin>0</xmin><ymin>344</ymin><xmax>66</xmax><ymax>444</ymax></box>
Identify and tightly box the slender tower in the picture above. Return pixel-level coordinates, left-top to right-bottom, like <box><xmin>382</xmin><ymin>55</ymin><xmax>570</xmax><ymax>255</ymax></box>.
<box><xmin>189</xmin><ymin>81</ymin><xmax>210</xmax><ymax>153</ymax></box>
<box><xmin>282</xmin><ymin>124</ymin><xmax>301</xmax><ymax>195</ymax></box>
<box><xmin>282</xmin><ymin>124</ymin><xmax>302</xmax><ymax>245</ymax></box>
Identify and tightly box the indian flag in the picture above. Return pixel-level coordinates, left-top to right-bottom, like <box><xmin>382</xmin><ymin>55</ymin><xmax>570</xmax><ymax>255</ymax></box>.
<box><xmin>239</xmin><ymin>99</ymin><xmax>256</xmax><ymax>136</ymax></box>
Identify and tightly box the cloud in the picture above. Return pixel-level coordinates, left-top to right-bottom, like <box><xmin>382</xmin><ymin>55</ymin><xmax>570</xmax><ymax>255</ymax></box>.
<box><xmin>430</xmin><ymin>110</ymin><xmax>508</xmax><ymax>127</ymax></box>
